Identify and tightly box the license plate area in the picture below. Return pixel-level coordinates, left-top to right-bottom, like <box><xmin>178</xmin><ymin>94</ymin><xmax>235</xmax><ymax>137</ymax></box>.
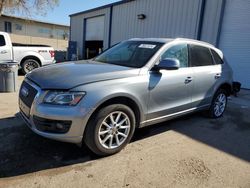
<box><xmin>19</xmin><ymin>99</ymin><xmax>30</xmax><ymax>118</ymax></box>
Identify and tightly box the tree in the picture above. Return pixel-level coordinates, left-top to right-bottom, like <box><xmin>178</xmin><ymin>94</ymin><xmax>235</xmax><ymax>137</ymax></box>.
<box><xmin>0</xmin><ymin>0</ymin><xmax>59</xmax><ymax>16</ymax></box>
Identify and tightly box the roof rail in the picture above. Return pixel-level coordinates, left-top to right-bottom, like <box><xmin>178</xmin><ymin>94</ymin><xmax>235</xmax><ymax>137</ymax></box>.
<box><xmin>175</xmin><ymin>38</ymin><xmax>215</xmax><ymax>47</ymax></box>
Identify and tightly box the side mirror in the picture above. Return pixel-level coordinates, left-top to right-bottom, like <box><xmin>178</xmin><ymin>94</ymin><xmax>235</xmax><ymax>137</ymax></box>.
<box><xmin>154</xmin><ymin>58</ymin><xmax>180</xmax><ymax>71</ymax></box>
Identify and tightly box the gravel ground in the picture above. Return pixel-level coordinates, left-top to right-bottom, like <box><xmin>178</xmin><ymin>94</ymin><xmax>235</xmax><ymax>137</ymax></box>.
<box><xmin>0</xmin><ymin>76</ymin><xmax>250</xmax><ymax>188</ymax></box>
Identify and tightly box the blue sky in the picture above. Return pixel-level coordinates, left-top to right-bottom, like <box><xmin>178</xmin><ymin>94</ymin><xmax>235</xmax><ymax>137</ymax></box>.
<box><xmin>32</xmin><ymin>0</ymin><xmax>119</xmax><ymax>26</ymax></box>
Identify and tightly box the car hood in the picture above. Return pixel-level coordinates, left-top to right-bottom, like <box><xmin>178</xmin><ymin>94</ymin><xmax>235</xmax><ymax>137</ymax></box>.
<box><xmin>27</xmin><ymin>60</ymin><xmax>140</xmax><ymax>90</ymax></box>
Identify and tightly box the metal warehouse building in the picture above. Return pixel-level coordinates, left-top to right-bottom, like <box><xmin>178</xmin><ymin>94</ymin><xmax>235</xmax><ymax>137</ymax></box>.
<box><xmin>69</xmin><ymin>0</ymin><xmax>250</xmax><ymax>88</ymax></box>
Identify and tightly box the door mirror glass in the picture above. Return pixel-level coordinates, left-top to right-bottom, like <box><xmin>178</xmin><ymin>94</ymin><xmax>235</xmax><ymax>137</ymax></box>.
<box><xmin>154</xmin><ymin>58</ymin><xmax>180</xmax><ymax>70</ymax></box>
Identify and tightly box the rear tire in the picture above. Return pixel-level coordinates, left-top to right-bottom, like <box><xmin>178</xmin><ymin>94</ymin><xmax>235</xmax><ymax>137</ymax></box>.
<box><xmin>21</xmin><ymin>59</ymin><xmax>40</xmax><ymax>74</ymax></box>
<box><xmin>84</xmin><ymin>104</ymin><xmax>136</xmax><ymax>156</ymax></box>
<box><xmin>208</xmin><ymin>89</ymin><xmax>227</xmax><ymax>118</ymax></box>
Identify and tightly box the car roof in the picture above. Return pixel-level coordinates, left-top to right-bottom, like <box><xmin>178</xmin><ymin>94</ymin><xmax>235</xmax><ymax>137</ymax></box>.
<box><xmin>129</xmin><ymin>38</ymin><xmax>174</xmax><ymax>43</ymax></box>
<box><xmin>128</xmin><ymin>37</ymin><xmax>223</xmax><ymax>57</ymax></box>
<box><xmin>129</xmin><ymin>37</ymin><xmax>213</xmax><ymax>47</ymax></box>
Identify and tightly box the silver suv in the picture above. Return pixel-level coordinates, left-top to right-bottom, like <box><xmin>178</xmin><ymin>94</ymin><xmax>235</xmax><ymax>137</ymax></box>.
<box><xmin>19</xmin><ymin>38</ymin><xmax>233</xmax><ymax>156</ymax></box>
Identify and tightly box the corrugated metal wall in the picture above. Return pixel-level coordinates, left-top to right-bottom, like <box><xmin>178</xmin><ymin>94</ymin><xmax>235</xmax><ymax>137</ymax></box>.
<box><xmin>70</xmin><ymin>8</ymin><xmax>110</xmax><ymax>58</ymax></box>
<box><xmin>110</xmin><ymin>0</ymin><xmax>202</xmax><ymax>45</ymax></box>
<box><xmin>70</xmin><ymin>0</ymin><xmax>224</xmax><ymax>58</ymax></box>
<box><xmin>200</xmin><ymin>0</ymin><xmax>224</xmax><ymax>45</ymax></box>
<box><xmin>218</xmin><ymin>0</ymin><xmax>250</xmax><ymax>88</ymax></box>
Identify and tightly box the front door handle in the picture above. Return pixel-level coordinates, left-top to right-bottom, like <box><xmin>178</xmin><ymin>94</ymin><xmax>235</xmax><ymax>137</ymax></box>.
<box><xmin>185</xmin><ymin>77</ymin><xmax>193</xmax><ymax>84</ymax></box>
<box><xmin>0</xmin><ymin>50</ymin><xmax>8</xmax><ymax>54</ymax></box>
<box><xmin>215</xmin><ymin>73</ymin><xmax>221</xmax><ymax>79</ymax></box>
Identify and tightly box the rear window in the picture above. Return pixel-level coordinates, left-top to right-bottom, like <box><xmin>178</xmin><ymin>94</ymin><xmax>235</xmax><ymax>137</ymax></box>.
<box><xmin>211</xmin><ymin>49</ymin><xmax>224</xmax><ymax>64</ymax></box>
<box><xmin>0</xmin><ymin>35</ymin><xmax>6</xmax><ymax>46</ymax></box>
<box><xmin>189</xmin><ymin>44</ymin><xmax>214</xmax><ymax>67</ymax></box>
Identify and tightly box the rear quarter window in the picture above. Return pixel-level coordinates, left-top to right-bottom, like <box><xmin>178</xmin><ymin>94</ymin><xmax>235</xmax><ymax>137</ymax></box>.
<box><xmin>189</xmin><ymin>44</ymin><xmax>214</xmax><ymax>67</ymax></box>
<box><xmin>211</xmin><ymin>49</ymin><xmax>224</xmax><ymax>64</ymax></box>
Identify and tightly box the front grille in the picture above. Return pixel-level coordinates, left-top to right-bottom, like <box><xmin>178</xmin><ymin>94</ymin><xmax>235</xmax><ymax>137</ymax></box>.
<box><xmin>19</xmin><ymin>81</ymin><xmax>38</xmax><ymax>108</ymax></box>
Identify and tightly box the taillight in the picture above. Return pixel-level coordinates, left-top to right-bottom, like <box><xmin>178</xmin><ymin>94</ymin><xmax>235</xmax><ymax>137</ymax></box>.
<box><xmin>49</xmin><ymin>50</ymin><xmax>55</xmax><ymax>58</ymax></box>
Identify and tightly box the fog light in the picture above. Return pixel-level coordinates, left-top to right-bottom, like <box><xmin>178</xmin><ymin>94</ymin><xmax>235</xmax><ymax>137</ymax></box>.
<box><xmin>56</xmin><ymin>123</ymin><xmax>64</xmax><ymax>129</ymax></box>
<box><xmin>33</xmin><ymin>116</ymin><xmax>72</xmax><ymax>134</ymax></box>
<box><xmin>55</xmin><ymin>122</ymin><xmax>71</xmax><ymax>133</ymax></box>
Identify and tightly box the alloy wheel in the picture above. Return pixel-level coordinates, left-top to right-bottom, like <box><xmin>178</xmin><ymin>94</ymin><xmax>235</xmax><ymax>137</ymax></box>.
<box><xmin>214</xmin><ymin>93</ymin><xmax>226</xmax><ymax>117</ymax></box>
<box><xmin>24</xmin><ymin>60</ymin><xmax>39</xmax><ymax>73</ymax></box>
<box><xmin>98</xmin><ymin>111</ymin><xmax>131</xmax><ymax>149</ymax></box>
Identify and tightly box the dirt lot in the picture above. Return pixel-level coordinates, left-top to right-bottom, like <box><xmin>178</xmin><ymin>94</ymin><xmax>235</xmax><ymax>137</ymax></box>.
<box><xmin>0</xmin><ymin>76</ymin><xmax>250</xmax><ymax>188</ymax></box>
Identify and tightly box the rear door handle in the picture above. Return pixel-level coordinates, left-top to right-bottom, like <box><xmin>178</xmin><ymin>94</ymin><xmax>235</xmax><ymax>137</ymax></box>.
<box><xmin>215</xmin><ymin>73</ymin><xmax>221</xmax><ymax>79</ymax></box>
<box><xmin>185</xmin><ymin>77</ymin><xmax>193</xmax><ymax>84</ymax></box>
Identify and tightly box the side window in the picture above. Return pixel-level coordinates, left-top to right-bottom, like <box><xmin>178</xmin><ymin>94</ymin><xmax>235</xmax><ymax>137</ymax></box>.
<box><xmin>211</xmin><ymin>49</ymin><xmax>224</xmax><ymax>64</ymax></box>
<box><xmin>4</xmin><ymin>22</ymin><xmax>12</xmax><ymax>33</ymax></box>
<box><xmin>189</xmin><ymin>45</ymin><xmax>214</xmax><ymax>67</ymax></box>
<box><xmin>0</xmin><ymin>35</ymin><xmax>6</xmax><ymax>47</ymax></box>
<box><xmin>161</xmin><ymin>44</ymin><xmax>188</xmax><ymax>68</ymax></box>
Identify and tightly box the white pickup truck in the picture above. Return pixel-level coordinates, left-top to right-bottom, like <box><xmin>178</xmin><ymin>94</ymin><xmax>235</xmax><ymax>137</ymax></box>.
<box><xmin>0</xmin><ymin>31</ymin><xmax>55</xmax><ymax>74</ymax></box>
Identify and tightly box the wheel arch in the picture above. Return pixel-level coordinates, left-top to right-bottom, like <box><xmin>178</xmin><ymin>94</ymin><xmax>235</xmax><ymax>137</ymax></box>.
<box><xmin>217</xmin><ymin>82</ymin><xmax>232</xmax><ymax>96</ymax></box>
<box><xmin>20</xmin><ymin>56</ymin><xmax>42</xmax><ymax>67</ymax></box>
<box><xmin>87</xmin><ymin>95</ymin><xmax>143</xmax><ymax>129</ymax></box>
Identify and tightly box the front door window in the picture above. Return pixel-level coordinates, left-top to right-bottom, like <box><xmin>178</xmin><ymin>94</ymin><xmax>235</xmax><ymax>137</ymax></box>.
<box><xmin>161</xmin><ymin>44</ymin><xmax>189</xmax><ymax>68</ymax></box>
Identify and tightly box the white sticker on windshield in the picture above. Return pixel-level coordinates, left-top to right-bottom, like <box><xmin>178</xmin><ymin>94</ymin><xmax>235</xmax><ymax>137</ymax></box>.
<box><xmin>138</xmin><ymin>44</ymin><xmax>156</xmax><ymax>49</ymax></box>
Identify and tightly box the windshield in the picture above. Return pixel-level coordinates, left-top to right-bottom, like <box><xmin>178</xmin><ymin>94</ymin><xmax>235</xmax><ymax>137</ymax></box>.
<box><xmin>94</xmin><ymin>41</ymin><xmax>164</xmax><ymax>68</ymax></box>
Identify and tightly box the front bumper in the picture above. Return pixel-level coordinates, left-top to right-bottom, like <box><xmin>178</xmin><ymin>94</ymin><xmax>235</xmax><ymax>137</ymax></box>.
<box><xmin>19</xmin><ymin>79</ymin><xmax>93</xmax><ymax>144</ymax></box>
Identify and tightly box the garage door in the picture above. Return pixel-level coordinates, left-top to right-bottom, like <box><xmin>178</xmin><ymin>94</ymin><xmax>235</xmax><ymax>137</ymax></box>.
<box><xmin>85</xmin><ymin>16</ymin><xmax>105</xmax><ymax>41</ymax></box>
<box><xmin>218</xmin><ymin>0</ymin><xmax>250</xmax><ymax>88</ymax></box>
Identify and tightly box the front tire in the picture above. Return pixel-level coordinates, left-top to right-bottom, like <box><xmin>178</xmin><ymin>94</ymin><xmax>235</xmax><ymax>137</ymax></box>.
<box><xmin>208</xmin><ymin>89</ymin><xmax>227</xmax><ymax>118</ymax></box>
<box><xmin>21</xmin><ymin>59</ymin><xmax>40</xmax><ymax>74</ymax></box>
<box><xmin>84</xmin><ymin>104</ymin><xmax>136</xmax><ymax>156</ymax></box>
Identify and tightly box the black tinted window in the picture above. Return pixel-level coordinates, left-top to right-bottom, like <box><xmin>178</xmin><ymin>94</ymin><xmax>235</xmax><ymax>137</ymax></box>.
<box><xmin>0</xmin><ymin>35</ymin><xmax>6</xmax><ymax>46</ymax></box>
<box><xmin>189</xmin><ymin>45</ymin><xmax>214</xmax><ymax>67</ymax></box>
<box><xmin>161</xmin><ymin>44</ymin><xmax>188</xmax><ymax>67</ymax></box>
<box><xmin>211</xmin><ymin>49</ymin><xmax>224</xmax><ymax>64</ymax></box>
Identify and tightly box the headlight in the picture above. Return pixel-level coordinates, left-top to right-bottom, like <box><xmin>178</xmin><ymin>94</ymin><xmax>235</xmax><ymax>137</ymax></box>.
<box><xmin>43</xmin><ymin>91</ymin><xmax>86</xmax><ymax>106</ymax></box>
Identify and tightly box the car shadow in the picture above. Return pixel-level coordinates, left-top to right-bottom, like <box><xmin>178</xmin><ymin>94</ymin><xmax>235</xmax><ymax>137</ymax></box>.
<box><xmin>0</xmin><ymin>104</ymin><xmax>250</xmax><ymax>178</ymax></box>
<box><xmin>0</xmin><ymin>115</ymin><xmax>96</xmax><ymax>178</ymax></box>
<box><xmin>134</xmin><ymin>107</ymin><xmax>250</xmax><ymax>162</ymax></box>
<box><xmin>18</xmin><ymin>70</ymin><xmax>24</xmax><ymax>76</ymax></box>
